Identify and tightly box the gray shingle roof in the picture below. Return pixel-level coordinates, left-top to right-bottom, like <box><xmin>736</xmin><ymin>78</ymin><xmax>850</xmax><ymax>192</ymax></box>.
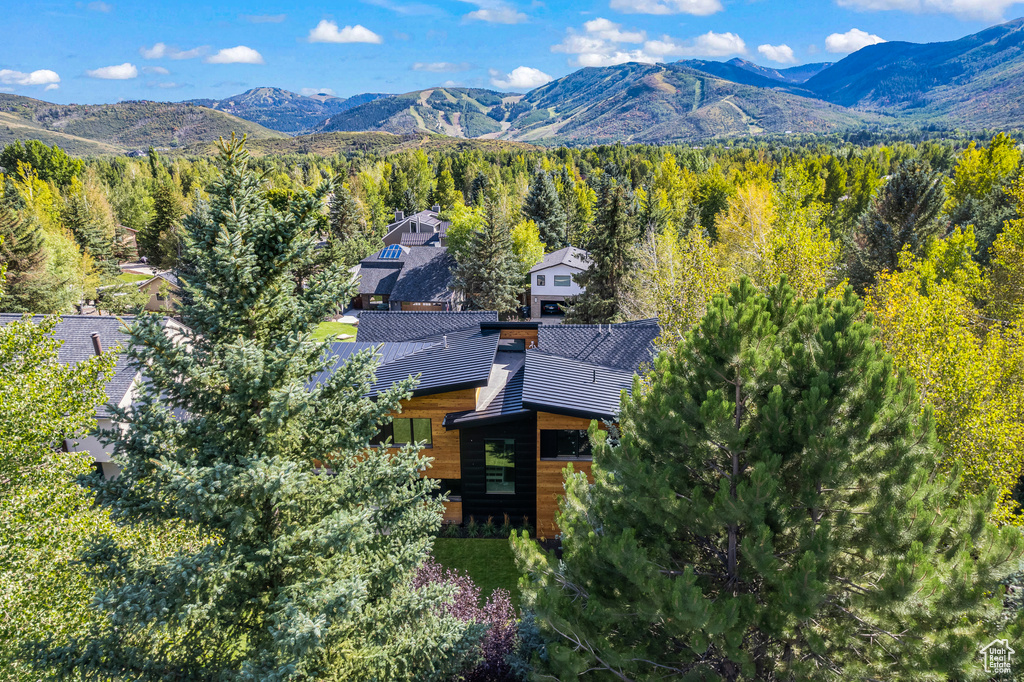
<box><xmin>384</xmin><ymin>209</ymin><xmax>449</xmax><ymax>241</ymax></box>
<box><xmin>400</xmin><ymin>232</ymin><xmax>441</xmax><ymax>246</ymax></box>
<box><xmin>530</xmin><ymin>246</ymin><xmax>591</xmax><ymax>273</ymax></box>
<box><xmin>356</xmin><ymin>311</ymin><xmax>498</xmax><ymax>343</ymax></box>
<box><xmin>390</xmin><ymin>248</ymin><xmax>457</xmax><ymax>303</ymax></box>
<box><xmin>537</xmin><ymin>319</ymin><xmax>659</xmax><ymax>372</ymax></box>
<box><xmin>356</xmin><ymin>246</ymin><xmax>455</xmax><ymax>302</ymax></box>
<box><xmin>0</xmin><ymin>314</ymin><xmax>138</xmax><ymax>418</ymax></box>
<box><xmin>521</xmin><ymin>350</ymin><xmax>635</xmax><ymax>421</ymax></box>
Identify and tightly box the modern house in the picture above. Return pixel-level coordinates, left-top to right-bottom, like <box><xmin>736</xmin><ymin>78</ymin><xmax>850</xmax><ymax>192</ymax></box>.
<box><xmin>529</xmin><ymin>246</ymin><xmax>591</xmax><ymax>318</ymax></box>
<box><xmin>382</xmin><ymin>207</ymin><xmax>449</xmax><ymax>248</ymax></box>
<box><xmin>0</xmin><ymin>314</ymin><xmax>188</xmax><ymax>479</ymax></box>
<box><xmin>327</xmin><ymin>311</ymin><xmax>659</xmax><ymax>537</ymax></box>
<box><xmin>353</xmin><ymin>245</ymin><xmax>460</xmax><ymax>311</ymax></box>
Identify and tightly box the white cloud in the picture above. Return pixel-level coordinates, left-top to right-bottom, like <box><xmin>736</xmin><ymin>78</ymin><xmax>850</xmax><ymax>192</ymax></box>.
<box><xmin>609</xmin><ymin>0</ymin><xmax>723</xmax><ymax>16</ymax></box>
<box><xmin>45</xmin><ymin>83</ymin><xmax>59</xmax><ymax>91</ymax></box>
<box><xmin>825</xmin><ymin>28</ymin><xmax>886</xmax><ymax>53</ymax></box>
<box><xmin>307</xmin><ymin>20</ymin><xmax>384</xmax><ymax>43</ymax></box>
<box><xmin>582</xmin><ymin>17</ymin><xmax>645</xmax><ymax>43</ymax></box>
<box><xmin>300</xmin><ymin>87</ymin><xmax>336</xmax><ymax>96</ymax></box>
<box><xmin>87</xmin><ymin>1</ymin><xmax>112</xmax><ymax>11</ymax></box>
<box><xmin>240</xmin><ymin>13</ymin><xmax>286</xmax><ymax>23</ymax></box>
<box><xmin>142</xmin><ymin>65</ymin><xmax>170</xmax><ymax>75</ymax></box>
<box><xmin>554</xmin><ymin>18</ymin><xmax>745</xmax><ymax>66</ymax></box>
<box><xmin>758</xmin><ymin>43</ymin><xmax>797</xmax><ymax>63</ymax></box>
<box><xmin>412</xmin><ymin>61</ymin><xmax>472</xmax><ymax>72</ymax></box>
<box><xmin>836</xmin><ymin>0</ymin><xmax>1018</xmax><ymax>21</ymax></box>
<box><xmin>139</xmin><ymin>42</ymin><xmax>207</xmax><ymax>60</ymax></box>
<box><xmin>490</xmin><ymin>65</ymin><xmax>553</xmax><ymax>89</ymax></box>
<box><xmin>460</xmin><ymin>1</ymin><xmax>529</xmax><ymax>24</ymax></box>
<box><xmin>205</xmin><ymin>46</ymin><xmax>265</xmax><ymax>64</ymax></box>
<box><xmin>86</xmin><ymin>62</ymin><xmax>138</xmax><ymax>79</ymax></box>
<box><xmin>0</xmin><ymin>68</ymin><xmax>61</xmax><ymax>86</ymax></box>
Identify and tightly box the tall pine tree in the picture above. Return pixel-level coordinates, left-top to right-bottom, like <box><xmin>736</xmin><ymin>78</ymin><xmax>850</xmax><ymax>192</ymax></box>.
<box><xmin>849</xmin><ymin>160</ymin><xmax>946</xmax><ymax>291</ymax></box>
<box><xmin>139</xmin><ymin>181</ymin><xmax>185</xmax><ymax>268</ymax></box>
<box><xmin>564</xmin><ymin>180</ymin><xmax>637</xmax><ymax>323</ymax></box>
<box><xmin>62</xmin><ymin>189</ymin><xmax>118</xmax><ymax>276</ymax></box>
<box><xmin>514</xmin><ymin>279</ymin><xmax>1023</xmax><ymax>680</ymax></box>
<box><xmin>453</xmin><ymin>198</ymin><xmax>523</xmax><ymax>315</ymax></box>
<box><xmin>38</xmin><ymin>136</ymin><xmax>480</xmax><ymax>681</ymax></box>
<box><xmin>524</xmin><ymin>168</ymin><xmax>568</xmax><ymax>249</ymax></box>
<box><xmin>0</xmin><ymin>181</ymin><xmax>62</xmax><ymax>313</ymax></box>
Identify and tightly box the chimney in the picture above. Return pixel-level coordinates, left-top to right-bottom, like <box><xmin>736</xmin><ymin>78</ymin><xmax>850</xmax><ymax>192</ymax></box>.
<box><xmin>443</xmin><ymin>334</ymin><xmax>448</xmax><ymax>349</ymax></box>
<box><xmin>91</xmin><ymin>332</ymin><xmax>102</xmax><ymax>356</ymax></box>
<box><xmin>432</xmin><ymin>204</ymin><xmax>440</xmax><ymax>213</ymax></box>
<box><xmin>395</xmin><ymin>210</ymin><xmax>404</xmax><ymax>222</ymax></box>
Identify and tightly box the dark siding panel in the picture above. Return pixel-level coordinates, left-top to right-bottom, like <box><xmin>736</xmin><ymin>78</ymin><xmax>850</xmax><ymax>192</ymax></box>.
<box><xmin>459</xmin><ymin>414</ymin><xmax>537</xmax><ymax>525</ymax></box>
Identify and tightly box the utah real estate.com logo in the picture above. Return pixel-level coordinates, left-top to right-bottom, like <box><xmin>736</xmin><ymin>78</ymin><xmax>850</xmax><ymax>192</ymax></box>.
<box><xmin>981</xmin><ymin>639</ymin><xmax>1015</xmax><ymax>675</ymax></box>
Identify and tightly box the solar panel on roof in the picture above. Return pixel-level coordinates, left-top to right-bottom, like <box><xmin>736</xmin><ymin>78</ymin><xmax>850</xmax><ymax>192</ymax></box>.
<box><xmin>379</xmin><ymin>245</ymin><xmax>403</xmax><ymax>259</ymax></box>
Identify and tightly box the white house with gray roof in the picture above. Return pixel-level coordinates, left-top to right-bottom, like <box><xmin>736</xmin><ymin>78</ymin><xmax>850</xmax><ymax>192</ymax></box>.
<box><xmin>528</xmin><ymin>246</ymin><xmax>592</xmax><ymax>319</ymax></box>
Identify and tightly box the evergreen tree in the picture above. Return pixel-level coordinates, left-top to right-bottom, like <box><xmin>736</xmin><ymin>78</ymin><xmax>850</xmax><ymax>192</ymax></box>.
<box><xmin>38</xmin><ymin>136</ymin><xmax>480</xmax><ymax>680</ymax></box>
<box><xmin>513</xmin><ymin>279</ymin><xmax>1024</xmax><ymax>680</ymax></box>
<box><xmin>523</xmin><ymin>168</ymin><xmax>568</xmax><ymax>249</ymax></box>
<box><xmin>849</xmin><ymin>160</ymin><xmax>946</xmax><ymax>291</ymax></box>
<box><xmin>325</xmin><ymin>183</ymin><xmax>379</xmax><ymax>267</ymax></box>
<box><xmin>431</xmin><ymin>162</ymin><xmax>461</xmax><ymax>212</ymax></box>
<box><xmin>454</xmin><ymin>199</ymin><xmax>523</xmax><ymax>315</ymax></box>
<box><xmin>0</xmin><ymin>182</ymin><xmax>60</xmax><ymax>313</ymax></box>
<box><xmin>61</xmin><ymin>190</ymin><xmax>118</xmax><ymax>276</ymax></box>
<box><xmin>469</xmin><ymin>171</ymin><xmax>489</xmax><ymax>207</ymax></box>
<box><xmin>139</xmin><ymin>181</ymin><xmax>185</xmax><ymax>268</ymax></box>
<box><xmin>564</xmin><ymin>181</ymin><xmax>637</xmax><ymax>324</ymax></box>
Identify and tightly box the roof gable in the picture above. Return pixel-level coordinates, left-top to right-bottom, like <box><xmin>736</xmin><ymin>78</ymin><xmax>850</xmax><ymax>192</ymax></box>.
<box><xmin>530</xmin><ymin>246</ymin><xmax>591</xmax><ymax>273</ymax></box>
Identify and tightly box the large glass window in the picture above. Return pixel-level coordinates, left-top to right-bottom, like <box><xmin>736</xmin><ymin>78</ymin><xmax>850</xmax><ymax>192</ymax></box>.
<box><xmin>540</xmin><ymin>430</ymin><xmax>592</xmax><ymax>460</ymax></box>
<box><xmin>553</xmin><ymin>275</ymin><xmax>572</xmax><ymax>287</ymax></box>
<box><xmin>485</xmin><ymin>438</ymin><xmax>516</xmax><ymax>494</ymax></box>
<box><xmin>370</xmin><ymin>418</ymin><xmax>432</xmax><ymax>447</ymax></box>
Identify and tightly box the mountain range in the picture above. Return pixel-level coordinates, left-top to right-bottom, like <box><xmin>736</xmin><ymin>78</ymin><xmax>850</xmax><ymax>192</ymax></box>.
<box><xmin>2</xmin><ymin>17</ymin><xmax>1023</xmax><ymax>155</ymax></box>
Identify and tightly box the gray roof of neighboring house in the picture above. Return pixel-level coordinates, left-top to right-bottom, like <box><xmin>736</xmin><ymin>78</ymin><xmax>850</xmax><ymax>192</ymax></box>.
<box><xmin>0</xmin><ymin>314</ymin><xmax>138</xmax><ymax>418</ymax></box>
<box><xmin>356</xmin><ymin>311</ymin><xmax>498</xmax><ymax>343</ymax></box>
<box><xmin>521</xmin><ymin>350</ymin><xmax>635</xmax><ymax>421</ymax></box>
<box><xmin>536</xmin><ymin>319</ymin><xmax>659</xmax><ymax>372</ymax></box>
<box><xmin>390</xmin><ymin>248</ymin><xmax>457</xmax><ymax>303</ymax></box>
<box><xmin>150</xmin><ymin>271</ymin><xmax>180</xmax><ymax>287</ymax></box>
<box><xmin>529</xmin><ymin>246</ymin><xmax>591</xmax><ymax>273</ymax></box>
<box><xmin>384</xmin><ymin>209</ymin><xmax>450</xmax><ymax>240</ymax></box>
<box><xmin>356</xmin><ymin>246</ymin><xmax>456</xmax><ymax>302</ymax></box>
<box><xmin>400</xmin><ymin>232</ymin><xmax>441</xmax><ymax>246</ymax></box>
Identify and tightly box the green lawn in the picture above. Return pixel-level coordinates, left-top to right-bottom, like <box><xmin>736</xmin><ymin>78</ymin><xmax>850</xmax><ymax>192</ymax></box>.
<box><xmin>432</xmin><ymin>538</ymin><xmax>521</xmax><ymax>608</ymax></box>
<box><xmin>117</xmin><ymin>272</ymin><xmax>152</xmax><ymax>283</ymax></box>
<box><xmin>312</xmin><ymin>321</ymin><xmax>357</xmax><ymax>341</ymax></box>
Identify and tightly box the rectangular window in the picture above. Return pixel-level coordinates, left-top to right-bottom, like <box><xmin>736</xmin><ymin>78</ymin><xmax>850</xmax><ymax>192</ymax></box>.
<box><xmin>485</xmin><ymin>438</ymin><xmax>516</xmax><ymax>494</ymax></box>
<box><xmin>370</xmin><ymin>418</ymin><xmax>432</xmax><ymax>447</ymax></box>
<box><xmin>536</xmin><ymin>274</ymin><xmax>546</xmax><ymax>287</ymax></box>
<box><xmin>540</xmin><ymin>430</ymin><xmax>592</xmax><ymax>460</ymax></box>
<box><xmin>553</xmin><ymin>275</ymin><xmax>572</xmax><ymax>287</ymax></box>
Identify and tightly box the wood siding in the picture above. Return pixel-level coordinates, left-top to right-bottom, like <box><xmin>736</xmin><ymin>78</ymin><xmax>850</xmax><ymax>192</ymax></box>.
<box><xmin>500</xmin><ymin>327</ymin><xmax>539</xmax><ymax>349</ymax></box>
<box><xmin>535</xmin><ymin>411</ymin><xmax>599</xmax><ymax>538</ymax></box>
<box><xmin>380</xmin><ymin>389</ymin><xmax>476</xmax><ymax>479</ymax></box>
<box><xmin>443</xmin><ymin>500</ymin><xmax>463</xmax><ymax>523</ymax></box>
<box><xmin>459</xmin><ymin>414</ymin><xmax>537</xmax><ymax>526</ymax></box>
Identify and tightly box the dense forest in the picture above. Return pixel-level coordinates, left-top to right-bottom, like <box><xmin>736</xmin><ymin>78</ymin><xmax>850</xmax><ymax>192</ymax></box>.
<box><xmin>3</xmin><ymin>131</ymin><xmax>1024</xmax><ymax>679</ymax></box>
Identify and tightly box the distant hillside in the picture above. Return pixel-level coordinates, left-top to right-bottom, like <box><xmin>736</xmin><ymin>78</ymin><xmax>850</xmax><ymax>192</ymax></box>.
<box><xmin>314</xmin><ymin>87</ymin><xmax>518</xmax><ymax>139</ymax></box>
<box><xmin>183</xmin><ymin>130</ymin><xmax>540</xmax><ymax>157</ymax></box>
<box><xmin>187</xmin><ymin>87</ymin><xmax>391</xmax><ymax>134</ymax></box>
<box><xmin>804</xmin><ymin>17</ymin><xmax>1024</xmax><ymax>127</ymax></box>
<box><xmin>0</xmin><ymin>94</ymin><xmax>284</xmax><ymax>152</ymax></box>
<box><xmin>503</xmin><ymin>62</ymin><xmax>876</xmax><ymax>145</ymax></box>
<box><xmin>726</xmin><ymin>58</ymin><xmax>833</xmax><ymax>84</ymax></box>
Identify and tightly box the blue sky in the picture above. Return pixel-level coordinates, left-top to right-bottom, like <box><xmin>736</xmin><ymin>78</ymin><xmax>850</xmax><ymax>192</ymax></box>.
<box><xmin>2</xmin><ymin>0</ymin><xmax>1022</xmax><ymax>103</ymax></box>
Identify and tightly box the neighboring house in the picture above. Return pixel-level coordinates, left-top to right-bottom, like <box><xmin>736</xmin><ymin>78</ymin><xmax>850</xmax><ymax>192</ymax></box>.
<box><xmin>353</xmin><ymin>245</ymin><xmax>460</xmax><ymax>311</ymax></box>
<box><xmin>528</xmin><ymin>246</ymin><xmax>591</xmax><ymax>318</ymax></box>
<box><xmin>332</xmin><ymin>311</ymin><xmax>659</xmax><ymax>536</ymax></box>
<box><xmin>139</xmin><ymin>271</ymin><xmax>181</xmax><ymax>312</ymax></box>
<box><xmin>382</xmin><ymin>207</ymin><xmax>449</xmax><ymax>248</ymax></box>
<box><xmin>0</xmin><ymin>314</ymin><xmax>188</xmax><ymax>479</ymax></box>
